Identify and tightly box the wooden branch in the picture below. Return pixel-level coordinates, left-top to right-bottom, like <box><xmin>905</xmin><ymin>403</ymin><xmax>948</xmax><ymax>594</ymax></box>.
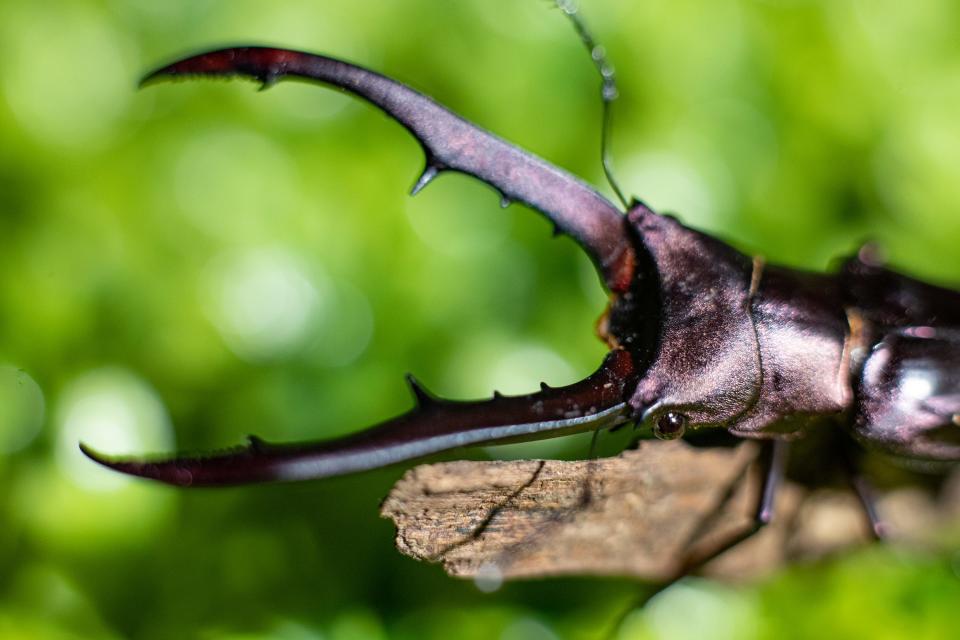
<box><xmin>380</xmin><ymin>440</ymin><xmax>959</xmax><ymax>583</ymax></box>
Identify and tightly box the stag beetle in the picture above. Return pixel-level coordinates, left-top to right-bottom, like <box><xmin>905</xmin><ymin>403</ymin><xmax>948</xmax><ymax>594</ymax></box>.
<box><xmin>82</xmin><ymin>4</ymin><xmax>960</xmax><ymax>574</ymax></box>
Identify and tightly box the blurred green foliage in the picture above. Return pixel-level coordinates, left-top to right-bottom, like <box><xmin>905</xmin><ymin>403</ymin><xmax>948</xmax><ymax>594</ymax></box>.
<box><xmin>1</xmin><ymin>0</ymin><xmax>959</xmax><ymax>638</ymax></box>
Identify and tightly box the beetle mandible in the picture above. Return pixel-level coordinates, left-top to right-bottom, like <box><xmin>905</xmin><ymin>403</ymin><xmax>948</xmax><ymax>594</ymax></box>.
<box><xmin>82</xmin><ymin>1</ymin><xmax>960</xmax><ymax>572</ymax></box>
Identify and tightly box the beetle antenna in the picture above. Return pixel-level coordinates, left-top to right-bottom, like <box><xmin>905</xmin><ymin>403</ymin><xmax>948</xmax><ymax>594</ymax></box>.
<box><xmin>555</xmin><ymin>0</ymin><xmax>629</xmax><ymax>210</ymax></box>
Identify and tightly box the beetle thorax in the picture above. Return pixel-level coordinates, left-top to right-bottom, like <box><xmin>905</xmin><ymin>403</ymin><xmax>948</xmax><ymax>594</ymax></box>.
<box><xmin>610</xmin><ymin>204</ymin><xmax>850</xmax><ymax>439</ymax></box>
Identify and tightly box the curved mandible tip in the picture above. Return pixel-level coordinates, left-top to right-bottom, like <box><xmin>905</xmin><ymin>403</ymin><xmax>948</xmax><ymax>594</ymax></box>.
<box><xmin>141</xmin><ymin>47</ymin><xmax>636</xmax><ymax>292</ymax></box>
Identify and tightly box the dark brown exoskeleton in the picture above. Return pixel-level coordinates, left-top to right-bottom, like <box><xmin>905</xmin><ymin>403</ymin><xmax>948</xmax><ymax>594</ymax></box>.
<box><xmin>83</xmin><ymin>18</ymin><xmax>960</xmax><ymax>578</ymax></box>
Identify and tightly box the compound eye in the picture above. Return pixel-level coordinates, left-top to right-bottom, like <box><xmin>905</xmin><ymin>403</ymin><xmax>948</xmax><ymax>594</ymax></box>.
<box><xmin>654</xmin><ymin>411</ymin><xmax>687</xmax><ymax>440</ymax></box>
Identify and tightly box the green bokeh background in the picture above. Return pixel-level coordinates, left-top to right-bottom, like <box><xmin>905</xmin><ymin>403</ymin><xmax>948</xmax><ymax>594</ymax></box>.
<box><xmin>1</xmin><ymin>0</ymin><xmax>959</xmax><ymax>638</ymax></box>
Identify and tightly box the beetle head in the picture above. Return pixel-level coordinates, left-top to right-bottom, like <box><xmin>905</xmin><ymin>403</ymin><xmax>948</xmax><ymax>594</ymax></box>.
<box><xmin>608</xmin><ymin>203</ymin><xmax>763</xmax><ymax>439</ymax></box>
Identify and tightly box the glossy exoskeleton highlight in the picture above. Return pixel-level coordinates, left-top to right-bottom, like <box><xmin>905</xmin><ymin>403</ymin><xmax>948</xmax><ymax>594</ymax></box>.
<box><xmin>82</xmin><ymin>41</ymin><xmax>960</xmax><ymax>558</ymax></box>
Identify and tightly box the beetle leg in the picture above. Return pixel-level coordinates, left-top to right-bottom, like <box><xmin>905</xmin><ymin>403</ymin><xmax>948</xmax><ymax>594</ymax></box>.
<box><xmin>677</xmin><ymin>439</ymin><xmax>788</xmax><ymax>575</ymax></box>
<box><xmin>588</xmin><ymin>428</ymin><xmax>602</xmax><ymax>459</ymax></box>
<box><xmin>616</xmin><ymin>441</ymin><xmax>788</xmax><ymax>616</ymax></box>
<box><xmin>81</xmin><ymin>350</ymin><xmax>637</xmax><ymax>487</ymax></box>
<box><xmin>141</xmin><ymin>47</ymin><xmax>636</xmax><ymax>292</ymax></box>
<box><xmin>847</xmin><ymin>472</ymin><xmax>887</xmax><ymax>540</ymax></box>
<box><xmin>839</xmin><ymin>440</ymin><xmax>888</xmax><ymax>540</ymax></box>
<box><xmin>675</xmin><ymin>448</ymin><xmax>756</xmax><ymax>553</ymax></box>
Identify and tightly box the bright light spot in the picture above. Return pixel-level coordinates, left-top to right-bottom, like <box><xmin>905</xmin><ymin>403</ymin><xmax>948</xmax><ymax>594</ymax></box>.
<box><xmin>0</xmin><ymin>5</ymin><xmax>130</xmax><ymax>150</ymax></box>
<box><xmin>483</xmin><ymin>345</ymin><xmax>576</xmax><ymax>396</ymax></box>
<box><xmin>474</xmin><ymin>561</ymin><xmax>504</xmax><ymax>593</ymax></box>
<box><xmin>204</xmin><ymin>618</ymin><xmax>325</xmax><ymax>640</ymax></box>
<box><xmin>614</xmin><ymin>608</ymin><xmax>649</xmax><ymax>639</ymax></box>
<box><xmin>265</xmin><ymin>619</ymin><xmax>325</xmax><ymax>640</ymax></box>
<box><xmin>203</xmin><ymin>247</ymin><xmax>324</xmax><ymax>362</ymax></box>
<box><xmin>904</xmin><ymin>326</ymin><xmax>936</xmax><ymax>339</ymax></box>
<box><xmin>645</xmin><ymin>579</ymin><xmax>757</xmax><ymax>640</ymax></box>
<box><xmin>623</xmin><ymin>152</ymin><xmax>717</xmax><ymax>227</ymax></box>
<box><xmin>56</xmin><ymin>368</ymin><xmax>173</xmax><ymax>492</ymax></box>
<box><xmin>329</xmin><ymin>610</ymin><xmax>387</xmax><ymax>640</ymax></box>
<box><xmin>900</xmin><ymin>370</ymin><xmax>934</xmax><ymax>402</ymax></box>
<box><xmin>0</xmin><ymin>366</ymin><xmax>45</xmax><ymax>454</ymax></box>
<box><xmin>173</xmin><ymin>129</ymin><xmax>299</xmax><ymax>240</ymax></box>
<box><xmin>309</xmin><ymin>279</ymin><xmax>374</xmax><ymax>368</ymax></box>
<box><xmin>501</xmin><ymin>617</ymin><xmax>559</xmax><ymax>640</ymax></box>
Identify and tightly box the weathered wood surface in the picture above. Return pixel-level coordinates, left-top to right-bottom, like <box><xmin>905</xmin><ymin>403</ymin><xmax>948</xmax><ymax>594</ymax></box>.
<box><xmin>380</xmin><ymin>441</ymin><xmax>960</xmax><ymax>583</ymax></box>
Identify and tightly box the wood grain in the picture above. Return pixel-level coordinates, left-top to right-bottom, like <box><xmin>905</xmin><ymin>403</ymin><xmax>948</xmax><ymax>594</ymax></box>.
<box><xmin>380</xmin><ymin>441</ymin><xmax>959</xmax><ymax>582</ymax></box>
